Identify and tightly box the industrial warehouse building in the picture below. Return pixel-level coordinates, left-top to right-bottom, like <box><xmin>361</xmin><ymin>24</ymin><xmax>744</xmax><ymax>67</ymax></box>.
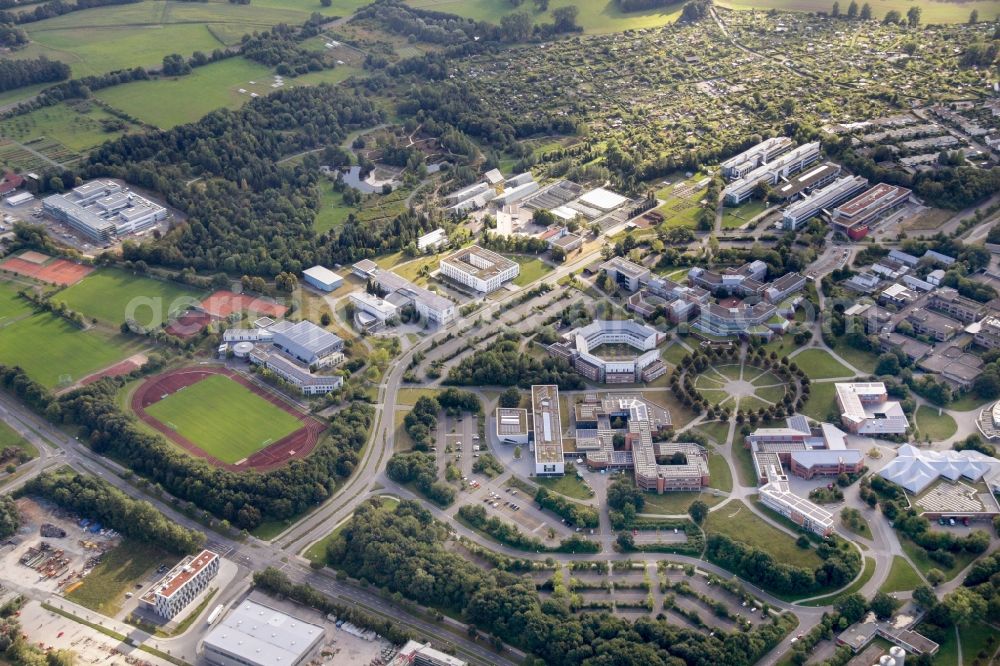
<box><xmin>140</xmin><ymin>550</ymin><xmax>219</xmax><ymax>619</ymax></box>
<box><xmin>440</xmin><ymin>245</ymin><xmax>519</xmax><ymax>293</ymax></box>
<box><xmin>203</xmin><ymin>599</ymin><xmax>325</xmax><ymax>666</ymax></box>
<box><xmin>302</xmin><ymin>265</ymin><xmax>343</xmax><ymax>292</ymax></box>
<box><xmin>42</xmin><ymin>180</ymin><xmax>167</xmax><ymax>243</ymax></box>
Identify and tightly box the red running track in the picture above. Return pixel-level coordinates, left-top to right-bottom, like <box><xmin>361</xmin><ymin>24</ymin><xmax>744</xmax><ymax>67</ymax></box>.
<box><xmin>131</xmin><ymin>366</ymin><xmax>323</xmax><ymax>472</ymax></box>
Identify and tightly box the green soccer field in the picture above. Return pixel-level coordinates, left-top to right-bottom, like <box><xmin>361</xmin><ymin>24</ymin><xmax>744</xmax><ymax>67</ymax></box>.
<box><xmin>144</xmin><ymin>374</ymin><xmax>303</xmax><ymax>464</ymax></box>
<box><xmin>0</xmin><ymin>311</ymin><xmax>138</xmax><ymax>388</ymax></box>
<box><xmin>56</xmin><ymin>268</ymin><xmax>205</xmax><ymax>327</ymax></box>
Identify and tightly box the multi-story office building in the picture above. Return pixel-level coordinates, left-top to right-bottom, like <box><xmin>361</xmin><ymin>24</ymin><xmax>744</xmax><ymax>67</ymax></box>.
<box><xmin>440</xmin><ymin>245</ymin><xmax>519</xmax><ymax>293</ymax></box>
<box><xmin>600</xmin><ymin>256</ymin><xmax>651</xmax><ymax>292</ymax></box>
<box><xmin>929</xmin><ymin>287</ymin><xmax>985</xmax><ymax>324</ymax></box>
<box><xmin>531</xmin><ymin>385</ymin><xmax>564</xmax><ymax>476</ymax></box>
<box><xmin>830</xmin><ymin>184</ymin><xmax>911</xmax><ymax>239</ymax></box>
<box><xmin>721</xmin><ymin>137</ymin><xmax>794</xmax><ymax>180</ymax></box>
<box><xmin>781</xmin><ymin>175</ymin><xmax>868</xmax><ymax>230</ymax></box>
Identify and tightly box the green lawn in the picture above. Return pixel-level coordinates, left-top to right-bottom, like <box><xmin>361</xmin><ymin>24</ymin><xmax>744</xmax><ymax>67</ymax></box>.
<box><xmin>66</xmin><ymin>539</ymin><xmax>171</xmax><ymax>615</ymax></box>
<box><xmin>801</xmin><ymin>381</ymin><xmax>839</xmax><ymax>422</ymax></box>
<box><xmin>96</xmin><ymin>57</ymin><xmax>274</xmax><ymax>129</ymax></box>
<box><xmin>0</xmin><ymin>420</ymin><xmax>37</xmax><ymax>461</ymax></box>
<box><xmin>641</xmin><ymin>489</ymin><xmax>724</xmax><ymax>515</ymax></box>
<box><xmin>660</xmin><ymin>343</ymin><xmax>689</xmax><ymax>367</ymax></box>
<box><xmin>899</xmin><ymin>534</ymin><xmax>979</xmax><ymax>582</ymax></box>
<box><xmin>914</xmin><ymin>405</ymin><xmax>958</xmax><ymax>441</ymax></box>
<box><xmin>145</xmin><ymin>374</ymin><xmax>303</xmax><ymax>463</ymax></box>
<box><xmin>406</xmin><ymin>0</ymin><xmax>683</xmax><ymax>34</ymax></box>
<box><xmin>705</xmin><ymin>500</ymin><xmax>822</xmax><ymax>569</ymax></box>
<box><xmin>708</xmin><ymin>452</ymin><xmax>733</xmax><ymax>492</ymax></box>
<box><xmin>0</xmin><ymin>281</ymin><xmax>34</xmax><ymax>322</ymax></box>
<box><xmin>695</xmin><ymin>420</ymin><xmax>730</xmax><ymax>445</ymax></box>
<box><xmin>0</xmin><ymin>100</ymin><xmax>137</xmax><ymax>155</ymax></box>
<box><xmin>721</xmin><ymin>199</ymin><xmax>768</xmax><ymax>230</ymax></box>
<box><xmin>512</xmin><ymin>255</ymin><xmax>554</xmax><ymax>287</ymax></box>
<box><xmin>923</xmin><ymin>622</ymin><xmax>996</xmax><ymax>666</ymax></box>
<box><xmin>879</xmin><ymin>555</ymin><xmax>923</xmax><ymax>594</ymax></box>
<box><xmin>56</xmin><ymin>268</ymin><xmax>204</xmax><ymax>327</ymax></box>
<box><xmin>314</xmin><ymin>180</ymin><xmax>357</xmax><ymax>234</ymax></box>
<box><xmin>841</xmin><ymin>511</ymin><xmax>872</xmax><ymax>540</ymax></box>
<box><xmin>0</xmin><ymin>312</ymin><xmax>138</xmax><ymax>388</ymax></box>
<box><xmin>536</xmin><ymin>473</ymin><xmax>593</xmax><ymax>500</ymax></box>
<box><xmin>947</xmin><ymin>392</ymin><xmax>992</xmax><ymax>412</ymax></box>
<box><xmin>831</xmin><ymin>339</ymin><xmax>878</xmax><ymax>375</ymax></box>
<box><xmin>792</xmin><ymin>349</ymin><xmax>853</xmax><ymax>380</ymax></box>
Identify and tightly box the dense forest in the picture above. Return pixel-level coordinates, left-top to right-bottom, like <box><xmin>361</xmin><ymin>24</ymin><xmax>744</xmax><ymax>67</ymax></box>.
<box><xmin>19</xmin><ymin>472</ymin><xmax>205</xmax><ymax>554</ymax></box>
<box><xmin>0</xmin><ymin>57</ymin><xmax>69</xmax><ymax>93</ymax></box>
<box><xmin>0</xmin><ymin>365</ymin><xmax>374</xmax><ymax>530</ymax></box>
<box><xmin>240</xmin><ymin>20</ymin><xmax>331</xmax><ymax>76</ymax></box>
<box><xmin>328</xmin><ymin>499</ymin><xmax>794</xmax><ymax>665</ymax></box>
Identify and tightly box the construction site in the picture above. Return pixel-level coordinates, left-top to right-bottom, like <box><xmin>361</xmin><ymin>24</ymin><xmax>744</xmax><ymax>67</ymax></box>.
<box><xmin>0</xmin><ymin>498</ymin><xmax>119</xmax><ymax>597</ymax></box>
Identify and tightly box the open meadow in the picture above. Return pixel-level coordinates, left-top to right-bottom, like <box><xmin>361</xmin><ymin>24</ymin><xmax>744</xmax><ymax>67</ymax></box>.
<box><xmin>9</xmin><ymin>0</ymin><xmax>355</xmax><ymax>78</ymax></box>
<box><xmin>55</xmin><ymin>268</ymin><xmax>206</xmax><ymax>327</ymax></box>
<box><xmin>0</xmin><ymin>311</ymin><xmax>140</xmax><ymax>388</ymax></box>
<box><xmin>144</xmin><ymin>374</ymin><xmax>304</xmax><ymax>464</ymax></box>
<box><xmin>0</xmin><ymin>101</ymin><xmax>138</xmax><ymax>164</ymax></box>
<box><xmin>406</xmin><ymin>0</ymin><xmax>683</xmax><ymax>33</ymax></box>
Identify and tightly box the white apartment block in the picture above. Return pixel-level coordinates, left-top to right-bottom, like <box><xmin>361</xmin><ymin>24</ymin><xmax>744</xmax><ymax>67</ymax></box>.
<box><xmin>141</xmin><ymin>550</ymin><xmax>219</xmax><ymax>619</ymax></box>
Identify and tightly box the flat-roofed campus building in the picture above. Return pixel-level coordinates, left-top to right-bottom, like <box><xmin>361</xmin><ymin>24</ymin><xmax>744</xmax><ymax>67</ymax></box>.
<box><xmin>547</xmin><ymin>319</ymin><xmax>667</xmax><ymax>384</ymax></box>
<box><xmin>721</xmin><ymin>137</ymin><xmax>794</xmax><ymax>180</ymax></box>
<box><xmin>440</xmin><ymin>245</ymin><xmax>519</xmax><ymax>293</ymax></box>
<box><xmin>574</xmin><ymin>394</ymin><xmax>703</xmax><ymax>493</ymax></box>
<box><xmin>757</xmin><ymin>458</ymin><xmax>835</xmax><ymax>536</ymax></box>
<box><xmin>351</xmin><ymin>261</ymin><xmax>456</xmax><ymax>326</ymax></box>
<box><xmin>348</xmin><ymin>291</ymin><xmax>398</xmax><ymax>332</ymax></box>
<box><xmin>269</xmin><ymin>320</ymin><xmax>343</xmax><ymax>367</ymax></box>
<box><xmin>830</xmin><ymin>184</ymin><xmax>912</xmax><ymax>239</ymax></box>
<box><xmin>140</xmin><ymin>550</ymin><xmax>219</xmax><ymax>619</ymax></box>
<box><xmin>781</xmin><ymin>175</ymin><xmax>868</xmax><ymax>230</ymax></box>
<box><xmin>531</xmin><ymin>385</ymin><xmax>564</xmax><ymax>475</ymax></box>
<box><xmin>203</xmin><ymin>599</ymin><xmax>325</xmax><ymax>666</ymax></box>
<box><xmin>773</xmin><ymin>162</ymin><xmax>842</xmax><ymax>201</ymax></box>
<box><xmin>722</xmin><ymin>142</ymin><xmax>821</xmax><ymax>204</ymax></box>
<box><xmin>249</xmin><ymin>346</ymin><xmax>343</xmax><ymax>396</ymax></box>
<box><xmin>879</xmin><ymin>443</ymin><xmax>1000</xmax><ymax>495</ymax></box>
<box><xmin>747</xmin><ymin>416</ymin><xmax>864</xmax><ymax>482</ymax></box>
<box><xmin>43</xmin><ymin>180</ymin><xmax>167</xmax><ymax>243</ymax></box>
<box><xmin>835</xmin><ymin>382</ymin><xmax>909</xmax><ymax>435</ymax></box>
<box><xmin>600</xmin><ymin>256</ymin><xmax>651</xmax><ymax>292</ymax></box>
<box><xmin>495</xmin><ymin>407</ymin><xmax>529</xmax><ymax>444</ymax></box>
<box><xmin>302</xmin><ymin>265</ymin><xmax>343</xmax><ymax>292</ymax></box>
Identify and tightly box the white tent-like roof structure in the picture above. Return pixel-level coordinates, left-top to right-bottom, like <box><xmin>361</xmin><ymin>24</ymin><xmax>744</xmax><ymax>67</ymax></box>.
<box><xmin>879</xmin><ymin>444</ymin><xmax>1000</xmax><ymax>494</ymax></box>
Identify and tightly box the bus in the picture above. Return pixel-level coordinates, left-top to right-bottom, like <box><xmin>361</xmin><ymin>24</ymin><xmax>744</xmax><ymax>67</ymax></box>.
<box><xmin>206</xmin><ymin>604</ymin><xmax>224</xmax><ymax>626</ymax></box>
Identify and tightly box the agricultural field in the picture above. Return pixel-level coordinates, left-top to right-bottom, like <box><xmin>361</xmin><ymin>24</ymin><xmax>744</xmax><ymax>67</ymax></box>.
<box><xmin>10</xmin><ymin>0</ymin><xmax>353</xmax><ymax>78</ymax></box>
<box><xmin>144</xmin><ymin>374</ymin><xmax>303</xmax><ymax>464</ymax></box>
<box><xmin>405</xmin><ymin>0</ymin><xmax>683</xmax><ymax>34</ymax></box>
<box><xmin>0</xmin><ymin>311</ymin><xmax>140</xmax><ymax>388</ymax></box>
<box><xmin>56</xmin><ymin>268</ymin><xmax>205</xmax><ymax>327</ymax></box>
<box><xmin>655</xmin><ymin>175</ymin><xmax>710</xmax><ymax>229</ymax></box>
<box><xmin>0</xmin><ymin>100</ymin><xmax>137</xmax><ymax>157</ymax></box>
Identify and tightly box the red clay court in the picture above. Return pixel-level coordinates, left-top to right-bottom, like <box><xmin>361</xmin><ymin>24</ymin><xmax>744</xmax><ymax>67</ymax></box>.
<box><xmin>199</xmin><ymin>290</ymin><xmax>287</xmax><ymax>319</ymax></box>
<box><xmin>165</xmin><ymin>311</ymin><xmax>212</xmax><ymax>338</ymax></box>
<box><xmin>131</xmin><ymin>366</ymin><xmax>323</xmax><ymax>472</ymax></box>
<box><xmin>0</xmin><ymin>253</ymin><xmax>92</xmax><ymax>286</ymax></box>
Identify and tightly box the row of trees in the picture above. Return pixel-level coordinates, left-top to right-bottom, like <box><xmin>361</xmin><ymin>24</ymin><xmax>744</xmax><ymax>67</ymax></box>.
<box><xmin>19</xmin><ymin>472</ymin><xmax>204</xmax><ymax>554</ymax></box>
<box><xmin>534</xmin><ymin>486</ymin><xmax>599</xmax><ymax>528</ymax></box>
<box><xmin>328</xmin><ymin>499</ymin><xmax>794</xmax><ymax>665</ymax></box>
<box><xmin>706</xmin><ymin>533</ymin><xmax>862</xmax><ymax>596</ymax></box>
<box><xmin>445</xmin><ymin>333</ymin><xmax>584</xmax><ymax>389</ymax></box>
<box><xmin>0</xmin><ymin>57</ymin><xmax>69</xmax><ymax>93</ymax></box>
